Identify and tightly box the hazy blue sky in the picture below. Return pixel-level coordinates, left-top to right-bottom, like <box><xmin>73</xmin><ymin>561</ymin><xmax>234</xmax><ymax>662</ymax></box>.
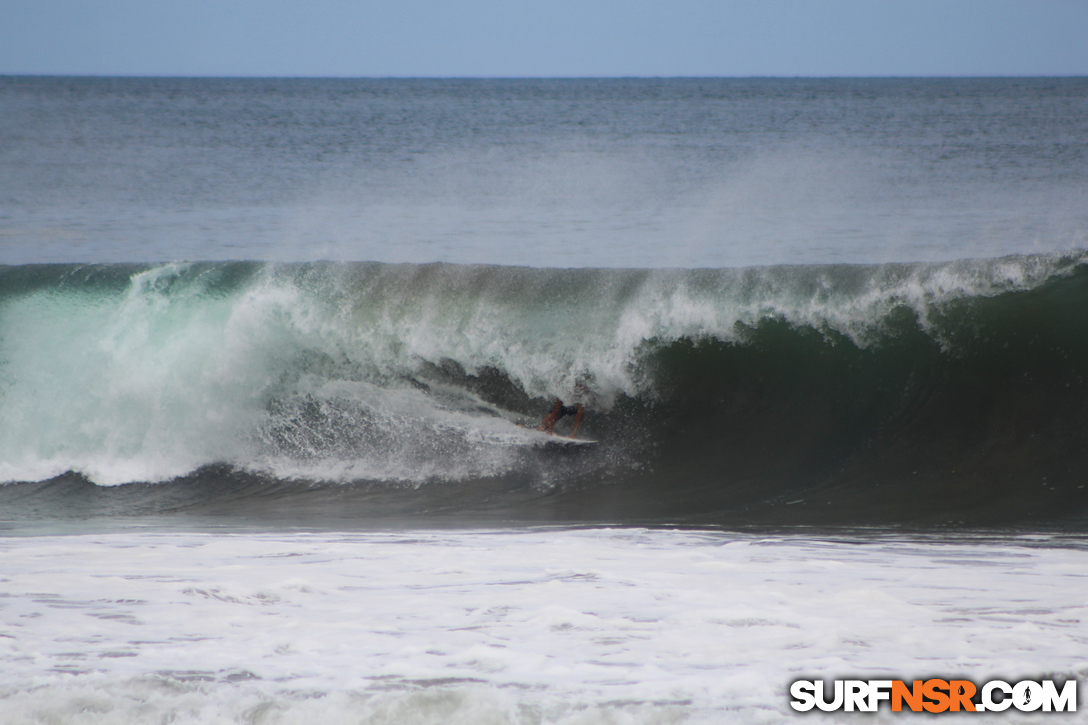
<box><xmin>3</xmin><ymin>0</ymin><xmax>1087</xmax><ymax>77</ymax></box>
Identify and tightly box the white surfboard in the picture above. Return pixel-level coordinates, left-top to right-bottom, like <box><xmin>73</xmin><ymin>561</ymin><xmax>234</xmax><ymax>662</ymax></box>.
<box><xmin>516</xmin><ymin>424</ymin><xmax>597</xmax><ymax>445</ymax></box>
<box><xmin>543</xmin><ymin>436</ymin><xmax>597</xmax><ymax>446</ymax></box>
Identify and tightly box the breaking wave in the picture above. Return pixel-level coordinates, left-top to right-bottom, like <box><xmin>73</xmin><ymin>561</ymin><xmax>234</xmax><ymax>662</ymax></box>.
<box><xmin>2</xmin><ymin>253</ymin><xmax>1088</xmax><ymax>526</ymax></box>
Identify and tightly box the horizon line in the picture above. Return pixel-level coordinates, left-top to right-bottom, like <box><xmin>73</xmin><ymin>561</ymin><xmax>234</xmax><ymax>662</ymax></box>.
<box><xmin>3</xmin><ymin>72</ymin><xmax>1087</xmax><ymax>81</ymax></box>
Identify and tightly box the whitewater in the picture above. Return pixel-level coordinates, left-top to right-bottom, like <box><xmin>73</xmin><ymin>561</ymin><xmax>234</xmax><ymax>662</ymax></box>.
<box><xmin>2</xmin><ymin>530</ymin><xmax>1086</xmax><ymax>725</ymax></box>
<box><xmin>2</xmin><ymin>77</ymin><xmax>1088</xmax><ymax>723</ymax></box>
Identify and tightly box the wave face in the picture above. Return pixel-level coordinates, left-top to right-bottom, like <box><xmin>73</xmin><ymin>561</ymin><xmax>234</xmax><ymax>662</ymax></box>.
<box><xmin>2</xmin><ymin>255</ymin><xmax>1088</xmax><ymax>527</ymax></box>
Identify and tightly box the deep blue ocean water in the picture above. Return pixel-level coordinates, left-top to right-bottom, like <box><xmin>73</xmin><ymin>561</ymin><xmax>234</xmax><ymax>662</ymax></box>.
<box><xmin>4</xmin><ymin>77</ymin><xmax>1087</xmax><ymax>268</ymax></box>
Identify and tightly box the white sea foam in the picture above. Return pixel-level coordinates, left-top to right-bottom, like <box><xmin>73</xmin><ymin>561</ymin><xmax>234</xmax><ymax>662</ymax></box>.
<box><xmin>0</xmin><ymin>529</ymin><xmax>1085</xmax><ymax>724</ymax></box>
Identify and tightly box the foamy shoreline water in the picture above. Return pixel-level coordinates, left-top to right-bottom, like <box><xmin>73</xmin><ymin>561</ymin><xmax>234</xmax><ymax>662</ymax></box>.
<box><xmin>1</xmin><ymin>528</ymin><xmax>1085</xmax><ymax>724</ymax></box>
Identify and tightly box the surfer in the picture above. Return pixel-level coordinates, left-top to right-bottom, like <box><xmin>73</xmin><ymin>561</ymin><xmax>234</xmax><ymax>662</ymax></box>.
<box><xmin>536</xmin><ymin>398</ymin><xmax>584</xmax><ymax>438</ymax></box>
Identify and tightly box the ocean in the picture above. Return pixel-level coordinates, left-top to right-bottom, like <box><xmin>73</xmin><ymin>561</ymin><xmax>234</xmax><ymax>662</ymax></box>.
<box><xmin>1</xmin><ymin>76</ymin><xmax>1087</xmax><ymax>723</ymax></box>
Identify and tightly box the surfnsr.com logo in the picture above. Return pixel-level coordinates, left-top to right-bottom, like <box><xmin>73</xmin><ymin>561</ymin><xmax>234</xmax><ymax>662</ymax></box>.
<box><xmin>790</xmin><ymin>679</ymin><xmax>1077</xmax><ymax>713</ymax></box>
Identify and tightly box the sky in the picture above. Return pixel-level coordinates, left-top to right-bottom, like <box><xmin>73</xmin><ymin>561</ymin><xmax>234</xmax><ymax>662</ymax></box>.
<box><xmin>2</xmin><ymin>0</ymin><xmax>1088</xmax><ymax>77</ymax></box>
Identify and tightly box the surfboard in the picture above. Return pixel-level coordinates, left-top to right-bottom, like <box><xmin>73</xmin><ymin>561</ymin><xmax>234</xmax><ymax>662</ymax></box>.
<box><xmin>516</xmin><ymin>424</ymin><xmax>597</xmax><ymax>445</ymax></box>
<box><xmin>543</xmin><ymin>436</ymin><xmax>598</xmax><ymax>446</ymax></box>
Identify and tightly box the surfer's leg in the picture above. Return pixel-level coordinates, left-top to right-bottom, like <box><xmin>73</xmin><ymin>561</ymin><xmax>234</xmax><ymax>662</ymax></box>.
<box><xmin>535</xmin><ymin>398</ymin><xmax>564</xmax><ymax>434</ymax></box>
<box><xmin>568</xmin><ymin>404</ymin><xmax>584</xmax><ymax>439</ymax></box>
